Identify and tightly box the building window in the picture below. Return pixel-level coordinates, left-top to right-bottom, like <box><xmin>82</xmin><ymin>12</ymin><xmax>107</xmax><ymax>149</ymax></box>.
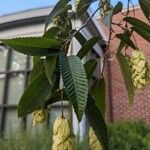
<box><xmin>0</xmin><ymin>44</ymin><xmax>31</xmax><ymax>136</ymax></box>
<box><xmin>0</xmin><ymin>44</ymin><xmax>71</xmax><ymax>137</ymax></box>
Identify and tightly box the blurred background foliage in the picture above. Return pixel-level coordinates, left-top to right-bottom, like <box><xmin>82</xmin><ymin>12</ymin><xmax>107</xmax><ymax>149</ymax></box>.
<box><xmin>0</xmin><ymin>121</ymin><xmax>150</xmax><ymax>150</ymax></box>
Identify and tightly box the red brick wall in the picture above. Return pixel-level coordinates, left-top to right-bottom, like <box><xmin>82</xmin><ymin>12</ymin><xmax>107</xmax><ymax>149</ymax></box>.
<box><xmin>97</xmin><ymin>6</ymin><xmax>150</xmax><ymax>122</ymax></box>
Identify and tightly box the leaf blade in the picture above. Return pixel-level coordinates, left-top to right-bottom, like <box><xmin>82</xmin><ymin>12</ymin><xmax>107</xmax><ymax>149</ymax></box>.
<box><xmin>85</xmin><ymin>94</ymin><xmax>109</xmax><ymax>150</ymax></box>
<box><xmin>77</xmin><ymin>36</ymin><xmax>101</xmax><ymax>59</ymax></box>
<box><xmin>44</xmin><ymin>56</ymin><xmax>57</xmax><ymax>84</ymax></box>
<box><xmin>124</xmin><ymin>17</ymin><xmax>150</xmax><ymax>33</ymax></box>
<box><xmin>45</xmin><ymin>0</ymin><xmax>71</xmax><ymax>31</ymax></box>
<box><xmin>59</xmin><ymin>52</ymin><xmax>88</xmax><ymax>122</ymax></box>
<box><xmin>116</xmin><ymin>53</ymin><xmax>134</xmax><ymax>104</ymax></box>
<box><xmin>18</xmin><ymin>72</ymin><xmax>51</xmax><ymax>117</ymax></box>
<box><xmin>132</xmin><ymin>26</ymin><xmax>150</xmax><ymax>42</ymax></box>
<box><xmin>0</xmin><ymin>37</ymin><xmax>61</xmax><ymax>56</ymax></box>
<box><xmin>43</xmin><ymin>27</ymin><xmax>60</xmax><ymax>38</ymax></box>
<box><xmin>71</xmin><ymin>30</ymin><xmax>87</xmax><ymax>46</ymax></box>
<box><xmin>84</xmin><ymin>59</ymin><xmax>97</xmax><ymax>80</ymax></box>
<box><xmin>139</xmin><ymin>0</ymin><xmax>150</xmax><ymax>21</ymax></box>
<box><xmin>116</xmin><ymin>33</ymin><xmax>136</xmax><ymax>49</ymax></box>
<box><xmin>91</xmin><ymin>78</ymin><xmax>106</xmax><ymax>117</ymax></box>
<box><xmin>113</xmin><ymin>1</ymin><xmax>123</xmax><ymax>15</ymax></box>
<box><xmin>29</xmin><ymin>59</ymin><xmax>45</xmax><ymax>83</ymax></box>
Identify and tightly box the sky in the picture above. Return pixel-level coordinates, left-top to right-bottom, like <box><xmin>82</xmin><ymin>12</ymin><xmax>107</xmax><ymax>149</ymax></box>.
<box><xmin>0</xmin><ymin>0</ymin><xmax>139</xmax><ymax>16</ymax></box>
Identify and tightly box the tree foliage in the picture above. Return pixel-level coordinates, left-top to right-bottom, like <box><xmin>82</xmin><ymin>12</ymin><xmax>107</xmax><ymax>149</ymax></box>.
<box><xmin>1</xmin><ymin>0</ymin><xmax>150</xmax><ymax>149</ymax></box>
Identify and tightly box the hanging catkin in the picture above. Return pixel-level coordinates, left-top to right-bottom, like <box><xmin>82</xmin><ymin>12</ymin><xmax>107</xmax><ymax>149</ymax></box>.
<box><xmin>32</xmin><ymin>108</ymin><xmax>47</xmax><ymax>126</ymax></box>
<box><xmin>89</xmin><ymin>127</ymin><xmax>102</xmax><ymax>150</ymax></box>
<box><xmin>52</xmin><ymin>116</ymin><xmax>75</xmax><ymax>150</ymax></box>
<box><xmin>130</xmin><ymin>50</ymin><xmax>150</xmax><ymax>89</ymax></box>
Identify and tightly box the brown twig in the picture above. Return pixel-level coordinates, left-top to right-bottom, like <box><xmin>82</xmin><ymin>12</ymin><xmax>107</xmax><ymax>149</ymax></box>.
<box><xmin>101</xmin><ymin>14</ymin><xmax>113</xmax><ymax>77</ymax></box>
<box><xmin>61</xmin><ymin>1</ymin><xmax>107</xmax><ymax>50</ymax></box>
<box><xmin>112</xmin><ymin>22</ymin><xmax>127</xmax><ymax>31</ymax></box>
<box><xmin>129</xmin><ymin>0</ymin><xmax>136</xmax><ymax>17</ymax></box>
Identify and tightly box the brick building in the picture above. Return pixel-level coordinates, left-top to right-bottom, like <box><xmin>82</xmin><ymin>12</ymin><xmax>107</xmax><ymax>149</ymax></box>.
<box><xmin>97</xmin><ymin>6</ymin><xmax>150</xmax><ymax>122</ymax></box>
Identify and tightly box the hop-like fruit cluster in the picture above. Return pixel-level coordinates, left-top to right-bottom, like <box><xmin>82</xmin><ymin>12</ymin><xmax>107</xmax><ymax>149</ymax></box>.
<box><xmin>89</xmin><ymin>127</ymin><xmax>102</xmax><ymax>150</ymax></box>
<box><xmin>100</xmin><ymin>0</ymin><xmax>112</xmax><ymax>17</ymax></box>
<box><xmin>32</xmin><ymin>108</ymin><xmax>47</xmax><ymax>126</ymax></box>
<box><xmin>52</xmin><ymin>116</ymin><xmax>75</xmax><ymax>150</ymax></box>
<box><xmin>130</xmin><ymin>50</ymin><xmax>150</xmax><ymax>89</ymax></box>
<box><xmin>53</xmin><ymin>16</ymin><xmax>65</xmax><ymax>27</ymax></box>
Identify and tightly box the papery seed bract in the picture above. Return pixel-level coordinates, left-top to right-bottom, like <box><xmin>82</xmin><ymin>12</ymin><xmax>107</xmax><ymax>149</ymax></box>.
<box><xmin>52</xmin><ymin>116</ymin><xmax>75</xmax><ymax>150</ymax></box>
<box><xmin>32</xmin><ymin>108</ymin><xmax>47</xmax><ymax>126</ymax></box>
<box><xmin>89</xmin><ymin>127</ymin><xmax>102</xmax><ymax>150</ymax></box>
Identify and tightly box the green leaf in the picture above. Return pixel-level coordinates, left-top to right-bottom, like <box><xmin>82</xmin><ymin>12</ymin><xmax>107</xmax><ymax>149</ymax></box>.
<box><xmin>91</xmin><ymin>78</ymin><xmax>106</xmax><ymax>117</ymax></box>
<box><xmin>85</xmin><ymin>94</ymin><xmax>109</xmax><ymax>150</ymax></box>
<box><xmin>84</xmin><ymin>59</ymin><xmax>97</xmax><ymax>80</ymax></box>
<box><xmin>33</xmin><ymin>56</ymin><xmax>41</xmax><ymax>66</ymax></box>
<box><xmin>113</xmin><ymin>1</ymin><xmax>123</xmax><ymax>15</ymax></box>
<box><xmin>45</xmin><ymin>0</ymin><xmax>71</xmax><ymax>31</ymax></box>
<box><xmin>116</xmin><ymin>33</ymin><xmax>136</xmax><ymax>49</ymax></box>
<box><xmin>71</xmin><ymin>30</ymin><xmax>87</xmax><ymax>46</ymax></box>
<box><xmin>116</xmin><ymin>41</ymin><xmax>125</xmax><ymax>53</ymax></box>
<box><xmin>116</xmin><ymin>31</ymin><xmax>131</xmax><ymax>53</ymax></box>
<box><xmin>46</xmin><ymin>89</ymin><xmax>67</xmax><ymax>105</ymax></box>
<box><xmin>124</xmin><ymin>17</ymin><xmax>150</xmax><ymax>33</ymax></box>
<box><xmin>76</xmin><ymin>0</ymin><xmax>97</xmax><ymax>17</ymax></box>
<box><xmin>77</xmin><ymin>36</ymin><xmax>101</xmax><ymax>59</ymax></box>
<box><xmin>43</xmin><ymin>27</ymin><xmax>60</xmax><ymax>38</ymax></box>
<box><xmin>124</xmin><ymin>17</ymin><xmax>150</xmax><ymax>42</ymax></box>
<box><xmin>29</xmin><ymin>59</ymin><xmax>44</xmax><ymax>83</ymax></box>
<box><xmin>59</xmin><ymin>52</ymin><xmax>88</xmax><ymax>122</ymax></box>
<box><xmin>139</xmin><ymin>0</ymin><xmax>150</xmax><ymax>21</ymax></box>
<box><xmin>116</xmin><ymin>53</ymin><xmax>134</xmax><ymax>104</ymax></box>
<box><xmin>44</xmin><ymin>56</ymin><xmax>57</xmax><ymax>84</ymax></box>
<box><xmin>0</xmin><ymin>37</ymin><xmax>61</xmax><ymax>56</ymax></box>
<box><xmin>52</xmin><ymin>71</ymin><xmax>61</xmax><ymax>92</ymax></box>
<box><xmin>131</xmin><ymin>26</ymin><xmax>150</xmax><ymax>42</ymax></box>
<box><xmin>18</xmin><ymin>72</ymin><xmax>51</xmax><ymax>117</ymax></box>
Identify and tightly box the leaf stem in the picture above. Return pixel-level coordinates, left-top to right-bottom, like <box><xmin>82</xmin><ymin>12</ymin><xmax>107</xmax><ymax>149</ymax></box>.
<box><xmin>61</xmin><ymin>89</ymin><xmax>64</xmax><ymax>118</ymax></box>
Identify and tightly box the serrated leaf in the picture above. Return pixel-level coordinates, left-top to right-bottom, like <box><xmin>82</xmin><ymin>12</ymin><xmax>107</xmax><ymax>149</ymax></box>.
<box><xmin>85</xmin><ymin>94</ymin><xmax>109</xmax><ymax>150</ymax></box>
<box><xmin>124</xmin><ymin>17</ymin><xmax>150</xmax><ymax>33</ymax></box>
<box><xmin>139</xmin><ymin>0</ymin><xmax>150</xmax><ymax>21</ymax></box>
<box><xmin>77</xmin><ymin>36</ymin><xmax>101</xmax><ymax>59</ymax></box>
<box><xmin>84</xmin><ymin>59</ymin><xmax>97</xmax><ymax>79</ymax></box>
<box><xmin>131</xmin><ymin>26</ymin><xmax>150</xmax><ymax>42</ymax></box>
<box><xmin>0</xmin><ymin>37</ymin><xmax>61</xmax><ymax>56</ymax></box>
<box><xmin>116</xmin><ymin>53</ymin><xmax>134</xmax><ymax>104</ymax></box>
<box><xmin>29</xmin><ymin>59</ymin><xmax>44</xmax><ymax>83</ymax></box>
<box><xmin>113</xmin><ymin>1</ymin><xmax>123</xmax><ymax>15</ymax></box>
<box><xmin>91</xmin><ymin>78</ymin><xmax>106</xmax><ymax>117</ymax></box>
<box><xmin>44</xmin><ymin>56</ymin><xmax>57</xmax><ymax>84</ymax></box>
<box><xmin>43</xmin><ymin>27</ymin><xmax>60</xmax><ymax>38</ymax></box>
<box><xmin>116</xmin><ymin>33</ymin><xmax>136</xmax><ymax>49</ymax></box>
<box><xmin>59</xmin><ymin>52</ymin><xmax>88</xmax><ymax>122</ymax></box>
<box><xmin>18</xmin><ymin>72</ymin><xmax>51</xmax><ymax>117</ymax></box>
<box><xmin>45</xmin><ymin>0</ymin><xmax>71</xmax><ymax>31</ymax></box>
